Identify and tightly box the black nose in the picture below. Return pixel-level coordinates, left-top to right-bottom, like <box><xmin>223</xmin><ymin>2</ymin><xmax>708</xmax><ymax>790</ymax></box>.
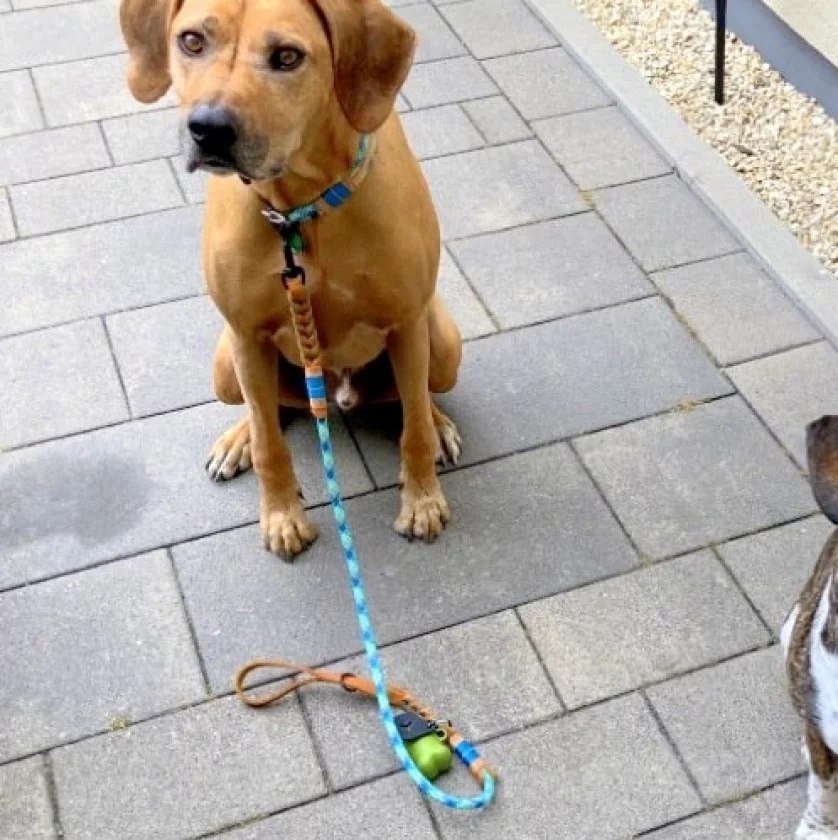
<box><xmin>187</xmin><ymin>105</ymin><xmax>238</xmax><ymax>156</ymax></box>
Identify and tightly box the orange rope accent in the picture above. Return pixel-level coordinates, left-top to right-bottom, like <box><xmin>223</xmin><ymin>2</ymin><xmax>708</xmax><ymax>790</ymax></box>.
<box><xmin>235</xmin><ymin>658</ymin><xmax>499</xmax><ymax>785</ymax></box>
<box><xmin>285</xmin><ymin>278</ymin><xmax>322</xmax><ymax>369</ymax></box>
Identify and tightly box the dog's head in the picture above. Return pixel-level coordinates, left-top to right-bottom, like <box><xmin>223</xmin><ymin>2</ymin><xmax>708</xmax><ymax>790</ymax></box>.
<box><xmin>120</xmin><ymin>0</ymin><xmax>415</xmax><ymax>180</ymax></box>
<box><xmin>808</xmin><ymin>416</ymin><xmax>838</xmax><ymax>526</ymax></box>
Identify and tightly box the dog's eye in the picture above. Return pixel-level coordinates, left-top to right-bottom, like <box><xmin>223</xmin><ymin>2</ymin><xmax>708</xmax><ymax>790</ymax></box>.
<box><xmin>178</xmin><ymin>31</ymin><xmax>205</xmax><ymax>56</ymax></box>
<box><xmin>269</xmin><ymin>47</ymin><xmax>304</xmax><ymax>71</ymax></box>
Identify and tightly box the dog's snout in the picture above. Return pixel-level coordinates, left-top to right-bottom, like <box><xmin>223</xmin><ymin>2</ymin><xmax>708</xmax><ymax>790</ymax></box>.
<box><xmin>187</xmin><ymin>105</ymin><xmax>239</xmax><ymax>155</ymax></box>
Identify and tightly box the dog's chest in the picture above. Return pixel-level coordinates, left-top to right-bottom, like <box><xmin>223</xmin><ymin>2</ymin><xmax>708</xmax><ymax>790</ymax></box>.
<box><xmin>265</xmin><ymin>261</ymin><xmax>395</xmax><ymax>369</ymax></box>
<box><xmin>272</xmin><ymin>315</ymin><xmax>387</xmax><ymax>370</ymax></box>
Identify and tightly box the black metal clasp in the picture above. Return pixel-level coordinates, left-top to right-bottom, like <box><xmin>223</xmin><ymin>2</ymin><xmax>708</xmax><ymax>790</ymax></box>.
<box><xmin>262</xmin><ymin>207</ymin><xmax>306</xmax><ymax>288</ymax></box>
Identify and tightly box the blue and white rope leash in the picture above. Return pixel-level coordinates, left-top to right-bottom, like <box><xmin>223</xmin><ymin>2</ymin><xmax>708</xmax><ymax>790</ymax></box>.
<box><xmin>282</xmin><ymin>258</ymin><xmax>495</xmax><ymax>808</ymax></box>
<box><xmin>308</xmin><ymin>402</ymin><xmax>495</xmax><ymax>810</ymax></box>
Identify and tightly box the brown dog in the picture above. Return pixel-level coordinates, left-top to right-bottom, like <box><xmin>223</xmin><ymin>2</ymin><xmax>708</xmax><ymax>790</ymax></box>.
<box><xmin>119</xmin><ymin>0</ymin><xmax>463</xmax><ymax>558</ymax></box>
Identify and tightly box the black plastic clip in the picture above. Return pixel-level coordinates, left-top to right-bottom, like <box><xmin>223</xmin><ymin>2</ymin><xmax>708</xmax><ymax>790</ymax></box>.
<box><xmin>394</xmin><ymin>710</ymin><xmax>437</xmax><ymax>743</ymax></box>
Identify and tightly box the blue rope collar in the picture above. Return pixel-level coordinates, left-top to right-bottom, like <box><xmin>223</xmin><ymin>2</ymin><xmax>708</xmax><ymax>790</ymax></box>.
<box><xmin>260</xmin><ymin>133</ymin><xmax>375</xmax><ymax>250</ymax></box>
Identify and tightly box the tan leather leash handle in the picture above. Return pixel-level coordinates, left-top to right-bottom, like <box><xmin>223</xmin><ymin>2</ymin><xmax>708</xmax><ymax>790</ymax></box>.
<box><xmin>234</xmin><ymin>658</ymin><xmax>498</xmax><ymax>785</ymax></box>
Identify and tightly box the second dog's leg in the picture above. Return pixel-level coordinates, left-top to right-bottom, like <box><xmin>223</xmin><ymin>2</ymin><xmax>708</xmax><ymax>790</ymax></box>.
<box><xmin>798</xmin><ymin>729</ymin><xmax>838</xmax><ymax>839</ymax></box>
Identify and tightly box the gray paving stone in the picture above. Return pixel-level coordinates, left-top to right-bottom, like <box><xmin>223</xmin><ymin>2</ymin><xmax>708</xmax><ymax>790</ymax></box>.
<box><xmin>402</xmin><ymin>56</ymin><xmax>498</xmax><ymax>108</ymax></box>
<box><xmin>12</xmin><ymin>0</ymin><xmax>87</xmax><ymax>10</ymax></box>
<box><xmin>401</xmin><ymin>104</ymin><xmax>483</xmax><ymax>159</ymax></box>
<box><xmin>534</xmin><ymin>105</ymin><xmax>671</xmax><ymax>189</ymax></box>
<box><xmin>437</xmin><ymin>247</ymin><xmax>495</xmax><ymax>340</ymax></box>
<box><xmin>396</xmin><ymin>2</ymin><xmax>466</xmax><ymax>63</ymax></box>
<box><xmin>0</xmin><ymin>401</ymin><xmax>371</xmax><ymax>589</ymax></box>
<box><xmin>173</xmin><ymin>158</ymin><xmax>209</xmax><ymax>203</ymax></box>
<box><xmin>449</xmin><ymin>214</ymin><xmax>652</xmax><ymax>328</ymax></box>
<box><xmin>440</xmin><ymin>0</ymin><xmax>556</xmax><ymax>58</ymax></box>
<box><xmin>644</xmin><ymin>777</ymin><xmax>806</xmax><ymax>839</ymax></box>
<box><xmin>0</xmin><ymin>551</ymin><xmax>204</xmax><ymax>762</ymax></box>
<box><xmin>223</xmin><ymin>775</ymin><xmax>435</xmax><ymax>840</ymax></box>
<box><xmin>0</xmin><ymin>0</ymin><xmax>10</xmax><ymax>11</ymax></box>
<box><xmin>576</xmin><ymin>397</ymin><xmax>814</xmax><ymax>560</ymax></box>
<box><xmin>520</xmin><ymin>552</ymin><xmax>768</xmax><ymax>708</ymax></box>
<box><xmin>484</xmin><ymin>48</ymin><xmax>610</xmax><ymax>120</ymax></box>
<box><xmin>653</xmin><ymin>253</ymin><xmax>820</xmax><ymax>365</ymax></box>
<box><xmin>34</xmin><ymin>54</ymin><xmax>175</xmax><ymax>126</ymax></box>
<box><xmin>648</xmin><ymin>647</ymin><xmax>804</xmax><ymax>804</ymax></box>
<box><xmin>0</xmin><ymin>756</ymin><xmax>55</xmax><ymax>840</ymax></box>
<box><xmin>106</xmin><ymin>295</ymin><xmax>223</xmax><ymax>417</ymax></box>
<box><xmin>301</xmin><ymin>612</ymin><xmax>561</xmax><ymax>789</ymax></box>
<box><xmin>594</xmin><ymin>175</ymin><xmax>740</xmax><ymax>272</ymax></box>
<box><xmin>432</xmin><ymin>694</ymin><xmax>700</xmax><ymax>839</ymax></box>
<box><xmin>0</xmin><ymin>2</ymin><xmax>122</xmax><ymax>71</ymax></box>
<box><xmin>102</xmin><ymin>107</ymin><xmax>180</xmax><ymax>164</ymax></box>
<box><xmin>728</xmin><ymin>341</ymin><xmax>838</xmax><ymax>468</ymax></box>
<box><xmin>0</xmin><ymin>206</ymin><xmax>203</xmax><ymax>336</ymax></box>
<box><xmin>173</xmin><ymin>444</ymin><xmax>636</xmax><ymax>689</ymax></box>
<box><xmin>396</xmin><ymin>92</ymin><xmax>409</xmax><ymax>112</ymax></box>
<box><xmin>11</xmin><ymin>159</ymin><xmax>183</xmax><ymax>237</ymax></box>
<box><xmin>719</xmin><ymin>515</ymin><xmax>833</xmax><ymax>633</ymax></box>
<box><xmin>52</xmin><ymin>694</ymin><xmax>325</xmax><ymax>840</ymax></box>
<box><xmin>350</xmin><ymin>297</ymin><xmax>730</xmax><ymax>484</ymax></box>
<box><xmin>0</xmin><ymin>124</ymin><xmax>110</xmax><ymax>186</ymax></box>
<box><xmin>0</xmin><ymin>187</ymin><xmax>14</xmax><ymax>241</ymax></box>
<box><xmin>422</xmin><ymin>140</ymin><xmax>584</xmax><ymax>239</ymax></box>
<box><xmin>0</xmin><ymin>319</ymin><xmax>128</xmax><ymax>449</ymax></box>
<box><xmin>0</xmin><ymin>70</ymin><xmax>43</xmax><ymax>138</ymax></box>
<box><xmin>461</xmin><ymin>95</ymin><xmax>532</xmax><ymax>144</ymax></box>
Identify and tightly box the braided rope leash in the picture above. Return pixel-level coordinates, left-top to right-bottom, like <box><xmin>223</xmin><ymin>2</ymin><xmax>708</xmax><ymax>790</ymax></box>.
<box><xmin>235</xmin><ymin>233</ymin><xmax>497</xmax><ymax>810</ymax></box>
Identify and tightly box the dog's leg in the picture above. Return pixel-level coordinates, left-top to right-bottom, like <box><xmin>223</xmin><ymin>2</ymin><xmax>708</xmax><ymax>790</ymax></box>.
<box><xmin>427</xmin><ymin>294</ymin><xmax>462</xmax><ymax>467</ymax></box>
<box><xmin>388</xmin><ymin>314</ymin><xmax>450</xmax><ymax>541</ymax></box>
<box><xmin>212</xmin><ymin>324</ymin><xmax>245</xmax><ymax>405</ymax></box>
<box><xmin>427</xmin><ymin>294</ymin><xmax>461</xmax><ymax>395</ymax></box>
<box><xmin>207</xmin><ymin>326</ymin><xmax>312</xmax><ymax>482</ymax></box>
<box><xmin>206</xmin><ymin>326</ymin><xmax>252</xmax><ymax>480</ymax></box>
<box><xmin>798</xmin><ymin>772</ymin><xmax>838</xmax><ymax>839</ymax></box>
<box><xmin>231</xmin><ymin>333</ymin><xmax>317</xmax><ymax>559</ymax></box>
<box><xmin>798</xmin><ymin>727</ymin><xmax>838</xmax><ymax>839</ymax></box>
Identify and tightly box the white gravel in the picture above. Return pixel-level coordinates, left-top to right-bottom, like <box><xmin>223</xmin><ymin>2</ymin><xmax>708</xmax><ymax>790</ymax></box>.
<box><xmin>570</xmin><ymin>0</ymin><xmax>838</xmax><ymax>275</ymax></box>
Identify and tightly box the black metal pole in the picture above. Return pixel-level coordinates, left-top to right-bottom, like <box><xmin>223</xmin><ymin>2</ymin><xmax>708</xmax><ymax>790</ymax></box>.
<box><xmin>714</xmin><ymin>0</ymin><xmax>728</xmax><ymax>104</ymax></box>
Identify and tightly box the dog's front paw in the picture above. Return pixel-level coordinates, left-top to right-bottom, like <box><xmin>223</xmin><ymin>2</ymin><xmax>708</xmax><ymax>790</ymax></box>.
<box><xmin>434</xmin><ymin>410</ymin><xmax>462</xmax><ymax>466</ymax></box>
<box><xmin>260</xmin><ymin>500</ymin><xmax>318</xmax><ymax>560</ymax></box>
<box><xmin>797</xmin><ymin>820</ymin><xmax>838</xmax><ymax>840</ymax></box>
<box><xmin>394</xmin><ymin>486</ymin><xmax>450</xmax><ymax>542</ymax></box>
<box><xmin>206</xmin><ymin>417</ymin><xmax>251</xmax><ymax>481</ymax></box>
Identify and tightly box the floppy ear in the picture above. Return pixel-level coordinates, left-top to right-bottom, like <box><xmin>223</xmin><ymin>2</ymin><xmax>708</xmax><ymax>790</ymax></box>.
<box><xmin>807</xmin><ymin>416</ymin><xmax>838</xmax><ymax>524</ymax></box>
<box><xmin>120</xmin><ymin>0</ymin><xmax>178</xmax><ymax>102</ymax></box>
<box><xmin>312</xmin><ymin>0</ymin><xmax>416</xmax><ymax>133</ymax></box>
